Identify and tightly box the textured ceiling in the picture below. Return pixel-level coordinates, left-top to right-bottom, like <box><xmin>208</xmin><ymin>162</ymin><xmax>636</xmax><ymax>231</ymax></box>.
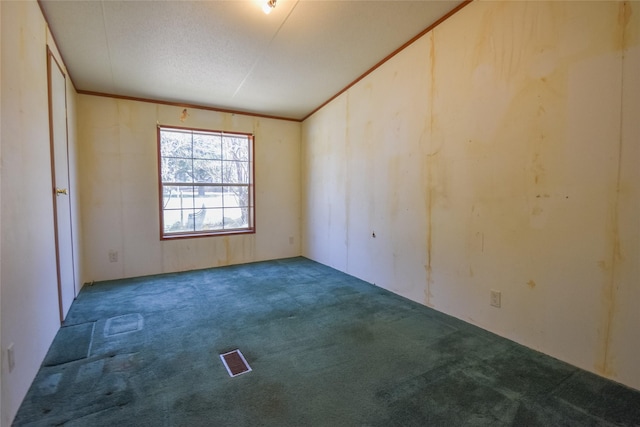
<box><xmin>40</xmin><ymin>0</ymin><xmax>465</xmax><ymax>120</ymax></box>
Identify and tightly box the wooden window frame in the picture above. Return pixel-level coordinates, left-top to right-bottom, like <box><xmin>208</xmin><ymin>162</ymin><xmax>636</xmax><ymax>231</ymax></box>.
<box><xmin>157</xmin><ymin>125</ymin><xmax>255</xmax><ymax>240</ymax></box>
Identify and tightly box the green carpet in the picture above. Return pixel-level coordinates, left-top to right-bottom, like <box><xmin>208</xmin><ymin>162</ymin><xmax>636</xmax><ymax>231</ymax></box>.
<box><xmin>13</xmin><ymin>257</ymin><xmax>640</xmax><ymax>426</ymax></box>
<box><xmin>42</xmin><ymin>322</ymin><xmax>94</xmax><ymax>367</ymax></box>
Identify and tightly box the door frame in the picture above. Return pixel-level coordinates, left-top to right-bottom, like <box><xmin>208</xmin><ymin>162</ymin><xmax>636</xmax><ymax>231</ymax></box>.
<box><xmin>47</xmin><ymin>46</ymin><xmax>77</xmax><ymax>323</ymax></box>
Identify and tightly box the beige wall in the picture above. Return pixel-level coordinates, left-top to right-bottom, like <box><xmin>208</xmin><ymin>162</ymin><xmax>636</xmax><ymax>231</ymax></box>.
<box><xmin>302</xmin><ymin>0</ymin><xmax>640</xmax><ymax>390</ymax></box>
<box><xmin>0</xmin><ymin>1</ymin><xmax>82</xmax><ymax>423</ymax></box>
<box><xmin>0</xmin><ymin>0</ymin><xmax>5</xmax><ymax>424</ymax></box>
<box><xmin>609</xmin><ymin>0</ymin><xmax>640</xmax><ymax>390</ymax></box>
<box><xmin>1</xmin><ymin>1</ymin><xmax>638</xmax><ymax>424</ymax></box>
<box><xmin>0</xmin><ymin>1</ymin><xmax>3</xmax><ymax>421</ymax></box>
<box><xmin>77</xmin><ymin>95</ymin><xmax>301</xmax><ymax>282</ymax></box>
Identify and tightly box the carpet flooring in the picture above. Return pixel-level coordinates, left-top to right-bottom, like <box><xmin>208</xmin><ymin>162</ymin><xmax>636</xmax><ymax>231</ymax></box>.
<box><xmin>42</xmin><ymin>323</ymin><xmax>94</xmax><ymax>367</ymax></box>
<box><xmin>13</xmin><ymin>257</ymin><xmax>640</xmax><ymax>426</ymax></box>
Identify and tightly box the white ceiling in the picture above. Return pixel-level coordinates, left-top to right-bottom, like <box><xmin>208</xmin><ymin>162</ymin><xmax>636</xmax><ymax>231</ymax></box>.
<box><xmin>40</xmin><ymin>0</ymin><xmax>464</xmax><ymax>120</ymax></box>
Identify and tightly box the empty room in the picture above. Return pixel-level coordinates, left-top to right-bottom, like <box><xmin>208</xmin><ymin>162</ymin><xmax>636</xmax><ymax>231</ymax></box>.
<box><xmin>1</xmin><ymin>0</ymin><xmax>639</xmax><ymax>425</ymax></box>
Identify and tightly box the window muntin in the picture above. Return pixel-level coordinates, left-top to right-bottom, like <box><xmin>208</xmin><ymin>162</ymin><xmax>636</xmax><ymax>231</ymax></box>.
<box><xmin>158</xmin><ymin>126</ymin><xmax>254</xmax><ymax>238</ymax></box>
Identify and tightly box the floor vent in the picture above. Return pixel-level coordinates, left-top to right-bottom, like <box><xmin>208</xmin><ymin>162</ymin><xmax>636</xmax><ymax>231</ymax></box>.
<box><xmin>220</xmin><ymin>349</ymin><xmax>252</xmax><ymax>377</ymax></box>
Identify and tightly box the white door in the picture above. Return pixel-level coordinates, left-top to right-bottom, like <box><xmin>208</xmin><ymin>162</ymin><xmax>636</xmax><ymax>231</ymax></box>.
<box><xmin>48</xmin><ymin>48</ymin><xmax>76</xmax><ymax>322</ymax></box>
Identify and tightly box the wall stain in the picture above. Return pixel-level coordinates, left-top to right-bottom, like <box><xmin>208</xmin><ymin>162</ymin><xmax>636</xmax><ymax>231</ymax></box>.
<box><xmin>597</xmin><ymin>205</ymin><xmax>621</xmax><ymax>377</ymax></box>
<box><xmin>619</xmin><ymin>1</ymin><xmax>632</xmax><ymax>27</ymax></box>
<box><xmin>527</xmin><ymin>279</ymin><xmax>536</xmax><ymax>289</ymax></box>
<box><xmin>423</xmin><ymin>148</ymin><xmax>433</xmax><ymax>297</ymax></box>
<box><xmin>616</xmin><ymin>2</ymin><xmax>632</xmax><ymax>51</ymax></box>
<box><xmin>597</xmin><ymin>260</ymin><xmax>610</xmax><ymax>272</ymax></box>
<box><xmin>425</xmin><ymin>32</ymin><xmax>437</xmax><ymax>307</ymax></box>
<box><xmin>344</xmin><ymin>92</ymin><xmax>351</xmax><ymax>269</ymax></box>
<box><xmin>532</xmin><ymin>143</ymin><xmax>546</xmax><ymax>186</ymax></box>
<box><xmin>596</xmin><ymin>53</ymin><xmax>626</xmax><ymax>375</ymax></box>
<box><xmin>388</xmin><ymin>156</ymin><xmax>399</xmax><ymax>220</ymax></box>
<box><xmin>223</xmin><ymin>236</ymin><xmax>231</xmax><ymax>266</ymax></box>
<box><xmin>223</xmin><ymin>113</ymin><xmax>232</xmax><ymax>131</ymax></box>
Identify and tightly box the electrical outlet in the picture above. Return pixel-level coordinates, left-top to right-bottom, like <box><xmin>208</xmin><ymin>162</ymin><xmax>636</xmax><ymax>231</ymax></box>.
<box><xmin>7</xmin><ymin>343</ymin><xmax>15</xmax><ymax>372</ymax></box>
<box><xmin>108</xmin><ymin>250</ymin><xmax>118</xmax><ymax>263</ymax></box>
<box><xmin>490</xmin><ymin>290</ymin><xmax>501</xmax><ymax>308</ymax></box>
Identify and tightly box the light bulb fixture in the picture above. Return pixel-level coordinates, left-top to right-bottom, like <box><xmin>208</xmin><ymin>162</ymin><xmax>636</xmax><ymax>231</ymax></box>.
<box><xmin>262</xmin><ymin>0</ymin><xmax>276</xmax><ymax>14</ymax></box>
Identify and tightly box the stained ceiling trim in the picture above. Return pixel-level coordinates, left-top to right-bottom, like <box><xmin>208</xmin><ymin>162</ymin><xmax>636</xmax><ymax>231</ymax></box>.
<box><xmin>301</xmin><ymin>0</ymin><xmax>474</xmax><ymax>122</ymax></box>
<box><xmin>76</xmin><ymin>89</ymin><xmax>302</xmax><ymax>123</ymax></box>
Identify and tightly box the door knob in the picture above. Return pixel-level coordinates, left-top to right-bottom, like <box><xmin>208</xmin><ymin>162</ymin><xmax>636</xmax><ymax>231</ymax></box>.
<box><xmin>56</xmin><ymin>188</ymin><xmax>68</xmax><ymax>196</ymax></box>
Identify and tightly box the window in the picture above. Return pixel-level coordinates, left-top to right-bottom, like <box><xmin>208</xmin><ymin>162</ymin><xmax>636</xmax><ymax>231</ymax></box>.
<box><xmin>158</xmin><ymin>126</ymin><xmax>254</xmax><ymax>239</ymax></box>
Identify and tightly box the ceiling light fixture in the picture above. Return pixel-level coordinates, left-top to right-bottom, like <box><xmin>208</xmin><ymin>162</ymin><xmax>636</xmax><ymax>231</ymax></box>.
<box><xmin>262</xmin><ymin>0</ymin><xmax>276</xmax><ymax>15</ymax></box>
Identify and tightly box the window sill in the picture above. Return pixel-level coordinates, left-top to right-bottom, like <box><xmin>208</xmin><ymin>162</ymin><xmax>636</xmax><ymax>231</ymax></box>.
<box><xmin>161</xmin><ymin>228</ymin><xmax>255</xmax><ymax>240</ymax></box>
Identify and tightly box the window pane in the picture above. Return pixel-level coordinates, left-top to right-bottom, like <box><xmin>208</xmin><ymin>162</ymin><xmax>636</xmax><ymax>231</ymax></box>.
<box><xmin>162</xmin><ymin>186</ymin><xmax>177</xmax><ymax>209</ymax></box>
<box><xmin>182</xmin><ymin>187</ymin><xmax>196</xmax><ymax>209</ymax></box>
<box><xmin>163</xmin><ymin>209</ymin><xmax>194</xmax><ymax>233</ymax></box>
<box><xmin>193</xmin><ymin>133</ymin><xmax>222</xmax><ymax>160</ymax></box>
<box><xmin>193</xmin><ymin>159</ymin><xmax>222</xmax><ymax>183</ymax></box>
<box><xmin>223</xmin><ymin>136</ymin><xmax>249</xmax><ymax>161</ymax></box>
<box><xmin>164</xmin><ymin>186</ymin><xmax>195</xmax><ymax>209</ymax></box>
<box><xmin>161</xmin><ymin>130</ymin><xmax>192</xmax><ymax>158</ymax></box>
<box><xmin>208</xmin><ymin>208</ymin><xmax>224</xmax><ymax>229</ymax></box>
<box><xmin>186</xmin><ymin>206</ymin><xmax>207</xmax><ymax>231</ymax></box>
<box><xmin>163</xmin><ymin>186</ymin><xmax>197</xmax><ymax>209</ymax></box>
<box><xmin>241</xmin><ymin>207</ymin><xmax>251</xmax><ymax>227</ymax></box>
<box><xmin>223</xmin><ymin>207</ymin><xmax>247</xmax><ymax>229</ymax></box>
<box><xmin>222</xmin><ymin>188</ymin><xmax>237</xmax><ymax>208</ymax></box>
<box><xmin>162</xmin><ymin>157</ymin><xmax>193</xmax><ymax>183</ymax></box>
<box><xmin>196</xmin><ymin>186</ymin><xmax>224</xmax><ymax>208</ymax></box>
<box><xmin>224</xmin><ymin>186</ymin><xmax>249</xmax><ymax>207</ymax></box>
<box><xmin>159</xmin><ymin>127</ymin><xmax>254</xmax><ymax>238</ymax></box>
<box><xmin>223</xmin><ymin>160</ymin><xmax>249</xmax><ymax>184</ymax></box>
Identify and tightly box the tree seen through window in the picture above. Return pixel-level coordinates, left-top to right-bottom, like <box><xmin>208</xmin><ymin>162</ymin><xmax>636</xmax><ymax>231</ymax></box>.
<box><xmin>158</xmin><ymin>126</ymin><xmax>254</xmax><ymax>238</ymax></box>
